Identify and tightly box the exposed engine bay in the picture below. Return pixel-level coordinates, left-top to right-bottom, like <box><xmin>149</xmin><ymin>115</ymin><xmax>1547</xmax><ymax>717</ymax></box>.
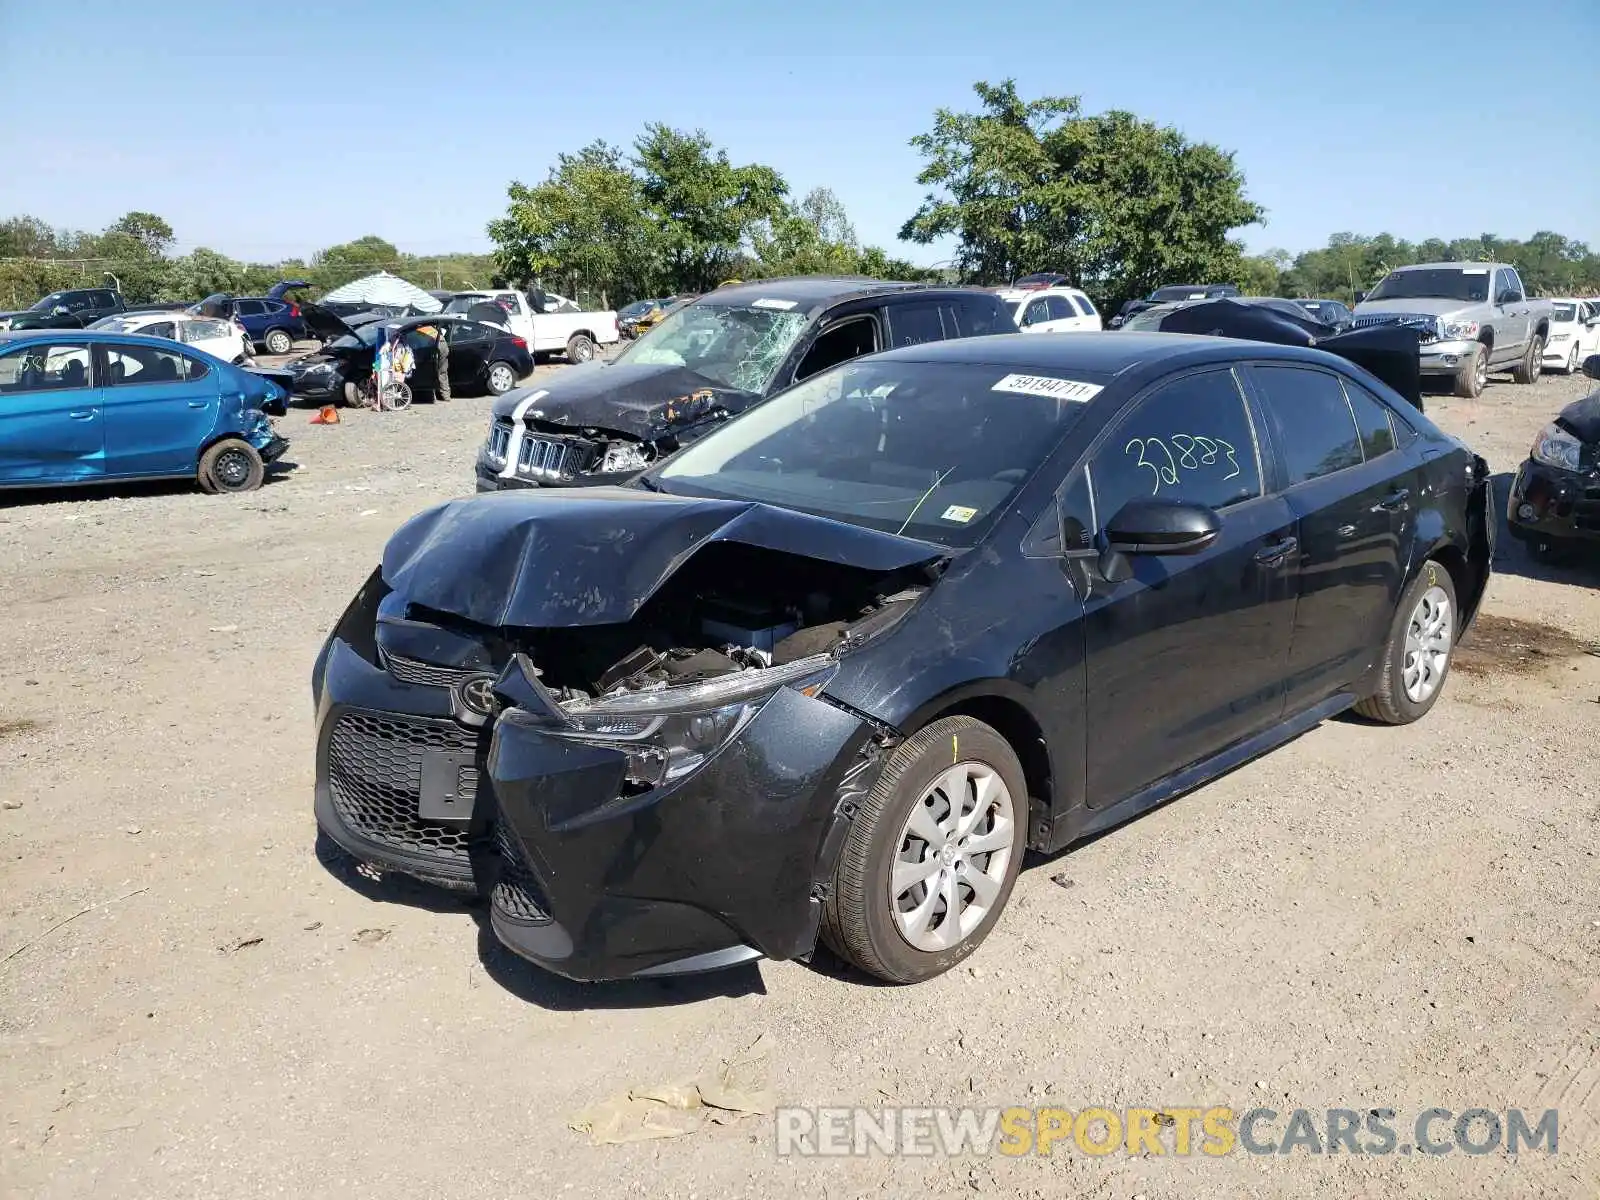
<box><xmin>450</xmin><ymin>542</ymin><xmax>928</xmax><ymax>703</ymax></box>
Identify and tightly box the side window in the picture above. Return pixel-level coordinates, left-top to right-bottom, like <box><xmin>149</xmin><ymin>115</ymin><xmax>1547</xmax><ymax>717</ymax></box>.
<box><xmin>262</xmin><ymin>300</ymin><xmax>285</xmax><ymax>315</ymax></box>
<box><xmin>234</xmin><ymin>299</ymin><xmax>265</xmax><ymax>317</ymax></box>
<box><xmin>182</xmin><ymin>353</ymin><xmax>210</xmax><ymax>381</ymax></box>
<box><xmin>1090</xmin><ymin>368</ymin><xmax>1263</xmax><ymax>527</ymax></box>
<box><xmin>0</xmin><ymin>344</ymin><xmax>92</xmax><ymax>392</ymax></box>
<box><xmin>1046</xmin><ymin>295</ymin><xmax>1076</xmax><ymax>322</ymax></box>
<box><xmin>144</xmin><ymin>321</ymin><xmax>177</xmax><ymax>340</ymax></box>
<box><xmin>494</xmin><ymin>293</ymin><xmax>520</xmax><ymax>312</ymax></box>
<box><xmin>1021</xmin><ymin>299</ymin><xmax>1050</xmax><ymax>328</ymax></box>
<box><xmin>793</xmin><ymin>316</ymin><xmax>879</xmax><ymax>382</ymax></box>
<box><xmin>64</xmin><ymin>292</ymin><xmax>94</xmax><ymax>312</ymax></box>
<box><xmin>104</xmin><ymin>342</ymin><xmax>191</xmax><ymax>387</ymax></box>
<box><xmin>1340</xmin><ymin>378</ymin><xmax>1397</xmax><ymax>459</ymax></box>
<box><xmin>959</xmin><ymin>298</ymin><xmax>1012</xmax><ymax>336</ymax></box>
<box><xmin>888</xmin><ymin>302</ymin><xmax>946</xmax><ymax>346</ymax></box>
<box><xmin>1022</xmin><ymin>467</ymin><xmax>1095</xmax><ymax>559</ymax></box>
<box><xmin>91</xmin><ymin>290</ymin><xmax>117</xmax><ymax>308</ymax></box>
<box><xmin>1505</xmin><ymin>268</ymin><xmax>1525</xmax><ymax>300</ymax></box>
<box><xmin>1071</xmin><ymin>294</ymin><xmax>1096</xmax><ymax>317</ymax></box>
<box><xmin>1251</xmin><ymin>365</ymin><xmax>1363</xmax><ymax>485</ymax></box>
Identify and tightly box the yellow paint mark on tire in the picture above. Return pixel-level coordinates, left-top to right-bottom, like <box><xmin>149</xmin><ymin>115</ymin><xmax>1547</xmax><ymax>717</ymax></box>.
<box><xmin>953</xmin><ymin>735</ymin><xmax>959</xmax><ymax>764</ymax></box>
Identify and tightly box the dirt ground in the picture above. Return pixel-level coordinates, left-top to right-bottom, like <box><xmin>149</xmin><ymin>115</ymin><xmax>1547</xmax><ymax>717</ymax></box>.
<box><xmin>1</xmin><ymin>350</ymin><xmax>1597</xmax><ymax>1199</ymax></box>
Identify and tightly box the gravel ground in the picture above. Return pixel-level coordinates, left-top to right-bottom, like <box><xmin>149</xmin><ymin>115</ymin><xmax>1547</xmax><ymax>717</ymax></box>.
<box><xmin>1</xmin><ymin>355</ymin><xmax>1597</xmax><ymax>1200</ymax></box>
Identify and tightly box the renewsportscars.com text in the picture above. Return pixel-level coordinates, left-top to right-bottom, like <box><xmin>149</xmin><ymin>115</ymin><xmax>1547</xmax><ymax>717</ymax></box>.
<box><xmin>775</xmin><ymin>1105</ymin><xmax>1560</xmax><ymax>1158</ymax></box>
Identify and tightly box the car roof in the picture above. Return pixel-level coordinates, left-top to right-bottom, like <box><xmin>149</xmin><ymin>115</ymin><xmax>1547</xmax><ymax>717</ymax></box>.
<box><xmin>871</xmin><ymin>330</ymin><xmax>1356</xmax><ymax>383</ymax></box>
<box><xmin>1395</xmin><ymin>261</ymin><xmax>1499</xmax><ymax>272</ymax></box>
<box><xmin>697</xmin><ymin>276</ymin><xmax>949</xmax><ymax>308</ymax></box>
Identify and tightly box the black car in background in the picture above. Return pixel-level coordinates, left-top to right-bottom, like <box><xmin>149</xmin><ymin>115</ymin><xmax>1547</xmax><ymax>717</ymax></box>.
<box><xmin>1109</xmin><ymin>283</ymin><xmax>1241</xmax><ymax>328</ymax></box>
<box><xmin>1507</xmin><ymin>353</ymin><xmax>1600</xmax><ymax>558</ymax></box>
<box><xmin>474</xmin><ymin>277</ymin><xmax>1017</xmax><ymax>491</ymax></box>
<box><xmin>312</xmin><ymin>329</ymin><xmax>1493</xmax><ymax>985</ymax></box>
<box><xmin>0</xmin><ymin>286</ymin><xmax>128</xmax><ymax>331</ymax></box>
<box><xmin>284</xmin><ymin>312</ymin><xmax>532</xmax><ymax>404</ymax></box>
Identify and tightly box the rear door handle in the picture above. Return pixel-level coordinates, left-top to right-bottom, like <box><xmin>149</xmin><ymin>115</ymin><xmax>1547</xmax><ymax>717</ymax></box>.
<box><xmin>68</xmin><ymin>409</ymin><xmax>95</xmax><ymax>420</ymax></box>
<box><xmin>1254</xmin><ymin>536</ymin><xmax>1298</xmax><ymax>566</ymax></box>
<box><xmin>1373</xmin><ymin>488</ymin><xmax>1410</xmax><ymax>512</ymax></box>
<box><xmin>187</xmin><ymin>400</ymin><xmax>208</xmax><ymax>408</ymax></box>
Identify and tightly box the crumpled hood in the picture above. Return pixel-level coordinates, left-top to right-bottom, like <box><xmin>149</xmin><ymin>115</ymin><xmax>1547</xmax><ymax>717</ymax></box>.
<box><xmin>381</xmin><ymin>487</ymin><xmax>945</xmax><ymax>629</ymax></box>
<box><xmin>1556</xmin><ymin>389</ymin><xmax>1600</xmax><ymax>445</ymax></box>
<box><xmin>489</xmin><ymin>361</ymin><xmax>759</xmax><ymax>440</ymax></box>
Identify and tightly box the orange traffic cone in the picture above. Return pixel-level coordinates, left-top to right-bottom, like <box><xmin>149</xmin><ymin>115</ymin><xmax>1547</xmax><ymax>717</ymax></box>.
<box><xmin>310</xmin><ymin>405</ymin><xmax>340</xmax><ymax>425</ymax></box>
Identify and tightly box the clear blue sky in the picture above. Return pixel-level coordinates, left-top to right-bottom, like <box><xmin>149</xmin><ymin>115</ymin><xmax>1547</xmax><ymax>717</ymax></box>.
<box><xmin>2</xmin><ymin>0</ymin><xmax>1596</xmax><ymax>265</ymax></box>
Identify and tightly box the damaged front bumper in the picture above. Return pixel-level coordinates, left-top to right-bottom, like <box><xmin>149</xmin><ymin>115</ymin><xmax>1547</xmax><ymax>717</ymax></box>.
<box><xmin>311</xmin><ymin>630</ymin><xmax>879</xmax><ymax>980</ymax></box>
<box><xmin>1507</xmin><ymin>458</ymin><xmax>1600</xmax><ymax>547</ymax></box>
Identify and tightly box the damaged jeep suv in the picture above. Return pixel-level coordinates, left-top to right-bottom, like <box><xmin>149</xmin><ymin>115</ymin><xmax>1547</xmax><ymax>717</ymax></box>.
<box><xmin>474</xmin><ymin>277</ymin><xmax>1016</xmax><ymax>490</ymax></box>
<box><xmin>315</xmin><ymin>332</ymin><xmax>1494</xmax><ymax>985</ymax></box>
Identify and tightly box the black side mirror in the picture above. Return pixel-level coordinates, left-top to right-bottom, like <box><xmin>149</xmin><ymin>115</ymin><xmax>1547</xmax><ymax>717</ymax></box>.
<box><xmin>1097</xmin><ymin>499</ymin><xmax>1222</xmax><ymax>582</ymax></box>
<box><xmin>1582</xmin><ymin>354</ymin><xmax>1600</xmax><ymax>381</ymax></box>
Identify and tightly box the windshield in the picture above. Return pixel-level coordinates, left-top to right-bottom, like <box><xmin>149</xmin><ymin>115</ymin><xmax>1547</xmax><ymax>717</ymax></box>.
<box><xmin>30</xmin><ymin>292</ymin><xmax>69</xmax><ymax>311</ymax></box>
<box><xmin>1122</xmin><ymin>304</ymin><xmax>1184</xmax><ymax>331</ymax></box>
<box><xmin>1366</xmin><ymin>269</ymin><xmax>1489</xmax><ymax>303</ymax></box>
<box><xmin>654</xmin><ymin>358</ymin><xmax>1092</xmax><ymax>547</ymax></box>
<box><xmin>1150</xmin><ymin>286</ymin><xmax>1208</xmax><ymax>302</ymax></box>
<box><xmin>1553</xmin><ymin>302</ymin><xmax>1578</xmax><ymax>322</ymax></box>
<box><xmin>614</xmin><ymin>301</ymin><xmax>810</xmax><ymax>393</ymax></box>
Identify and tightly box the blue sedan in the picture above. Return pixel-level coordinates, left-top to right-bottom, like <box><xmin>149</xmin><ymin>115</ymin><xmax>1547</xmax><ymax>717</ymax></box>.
<box><xmin>0</xmin><ymin>329</ymin><xmax>289</xmax><ymax>495</ymax></box>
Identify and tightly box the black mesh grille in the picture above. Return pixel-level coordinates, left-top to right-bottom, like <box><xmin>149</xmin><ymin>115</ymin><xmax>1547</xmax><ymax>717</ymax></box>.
<box><xmin>326</xmin><ymin>710</ymin><xmax>483</xmax><ymax>866</ymax></box>
<box><xmin>383</xmin><ymin>654</ymin><xmax>476</xmax><ymax>690</ymax></box>
<box><xmin>492</xmin><ymin>817</ymin><xmax>551</xmax><ymax>923</ymax></box>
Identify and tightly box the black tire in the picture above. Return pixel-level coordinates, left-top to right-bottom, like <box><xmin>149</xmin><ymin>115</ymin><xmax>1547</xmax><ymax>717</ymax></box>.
<box><xmin>1565</xmin><ymin>343</ymin><xmax>1580</xmax><ymax>374</ymax></box>
<box><xmin>485</xmin><ymin>360</ymin><xmax>518</xmax><ymax>395</ymax></box>
<box><xmin>1354</xmin><ymin>560</ymin><xmax>1460</xmax><ymax>725</ymax></box>
<box><xmin>198</xmin><ymin>438</ymin><xmax>265</xmax><ymax>494</ymax></box>
<box><xmin>820</xmin><ymin>715</ymin><xmax>1027</xmax><ymax>983</ymax></box>
<box><xmin>342</xmin><ymin>380</ymin><xmax>365</xmax><ymax>408</ymax></box>
<box><xmin>1512</xmin><ymin>335</ymin><xmax>1543</xmax><ymax>384</ymax></box>
<box><xmin>263</xmin><ymin>328</ymin><xmax>293</xmax><ymax>356</ymax></box>
<box><xmin>566</xmin><ymin>333</ymin><xmax>596</xmax><ymax>364</ymax></box>
<box><xmin>1452</xmin><ymin>344</ymin><xmax>1487</xmax><ymax>398</ymax></box>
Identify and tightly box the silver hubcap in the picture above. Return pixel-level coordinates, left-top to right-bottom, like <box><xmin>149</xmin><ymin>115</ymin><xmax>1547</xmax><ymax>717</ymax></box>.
<box><xmin>1402</xmin><ymin>585</ymin><xmax>1452</xmax><ymax>704</ymax></box>
<box><xmin>490</xmin><ymin>365</ymin><xmax>513</xmax><ymax>391</ymax></box>
<box><xmin>1475</xmin><ymin>353</ymin><xmax>1487</xmax><ymax>389</ymax></box>
<box><xmin>889</xmin><ymin>762</ymin><xmax>1016</xmax><ymax>952</ymax></box>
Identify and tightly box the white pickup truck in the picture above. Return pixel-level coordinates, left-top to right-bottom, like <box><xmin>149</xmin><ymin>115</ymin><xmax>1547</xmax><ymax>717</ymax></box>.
<box><xmin>442</xmin><ymin>290</ymin><xmax>619</xmax><ymax>363</ymax></box>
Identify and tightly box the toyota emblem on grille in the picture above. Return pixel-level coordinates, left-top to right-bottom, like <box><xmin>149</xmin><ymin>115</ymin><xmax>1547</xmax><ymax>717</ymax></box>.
<box><xmin>455</xmin><ymin>675</ymin><xmax>499</xmax><ymax>722</ymax></box>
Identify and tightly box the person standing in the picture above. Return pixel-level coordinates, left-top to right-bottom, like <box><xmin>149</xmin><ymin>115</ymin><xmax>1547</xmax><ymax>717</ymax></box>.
<box><xmin>434</xmin><ymin>322</ymin><xmax>451</xmax><ymax>402</ymax></box>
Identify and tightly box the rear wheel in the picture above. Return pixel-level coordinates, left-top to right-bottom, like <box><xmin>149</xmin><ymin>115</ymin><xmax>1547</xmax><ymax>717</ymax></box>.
<box><xmin>198</xmin><ymin>438</ymin><xmax>265</xmax><ymax>494</ymax></box>
<box><xmin>263</xmin><ymin>328</ymin><xmax>293</xmax><ymax>356</ymax></box>
<box><xmin>566</xmin><ymin>333</ymin><xmax>596</xmax><ymax>364</ymax></box>
<box><xmin>1453</xmin><ymin>344</ymin><xmax>1487</xmax><ymax>398</ymax></box>
<box><xmin>1565</xmin><ymin>342</ymin><xmax>1580</xmax><ymax>374</ymax></box>
<box><xmin>821</xmin><ymin>715</ymin><xmax>1026</xmax><ymax>983</ymax></box>
<box><xmin>1512</xmin><ymin>336</ymin><xmax>1543</xmax><ymax>384</ymax></box>
<box><xmin>486</xmin><ymin>360</ymin><xmax>518</xmax><ymax>395</ymax></box>
<box><xmin>1354</xmin><ymin>561</ymin><xmax>1459</xmax><ymax>725</ymax></box>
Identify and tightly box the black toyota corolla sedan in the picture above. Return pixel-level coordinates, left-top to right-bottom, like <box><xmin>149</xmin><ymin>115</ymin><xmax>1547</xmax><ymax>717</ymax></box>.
<box><xmin>311</xmin><ymin>333</ymin><xmax>1494</xmax><ymax>985</ymax></box>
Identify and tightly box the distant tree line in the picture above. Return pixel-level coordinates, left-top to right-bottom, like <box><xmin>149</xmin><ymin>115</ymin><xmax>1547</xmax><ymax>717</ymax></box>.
<box><xmin>5</xmin><ymin>79</ymin><xmax>1597</xmax><ymax>314</ymax></box>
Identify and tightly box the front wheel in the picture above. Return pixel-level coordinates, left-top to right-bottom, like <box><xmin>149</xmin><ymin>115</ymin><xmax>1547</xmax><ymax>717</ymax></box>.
<box><xmin>1453</xmin><ymin>344</ymin><xmax>1487</xmax><ymax>398</ymax></box>
<box><xmin>1565</xmin><ymin>343</ymin><xmax>1580</xmax><ymax>374</ymax></box>
<box><xmin>1512</xmin><ymin>336</ymin><xmax>1543</xmax><ymax>384</ymax></box>
<box><xmin>485</xmin><ymin>360</ymin><xmax>518</xmax><ymax>395</ymax></box>
<box><xmin>198</xmin><ymin>438</ymin><xmax>265</xmax><ymax>494</ymax></box>
<box><xmin>263</xmin><ymin>328</ymin><xmax>293</xmax><ymax>356</ymax></box>
<box><xmin>1354</xmin><ymin>561</ymin><xmax>1459</xmax><ymax>725</ymax></box>
<box><xmin>821</xmin><ymin>715</ymin><xmax>1026</xmax><ymax>983</ymax></box>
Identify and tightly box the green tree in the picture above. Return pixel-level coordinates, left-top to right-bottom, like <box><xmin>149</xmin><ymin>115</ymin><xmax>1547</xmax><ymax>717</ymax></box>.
<box><xmin>634</xmin><ymin>125</ymin><xmax>789</xmax><ymax>292</ymax></box>
<box><xmin>160</xmin><ymin>248</ymin><xmax>246</xmax><ymax>301</ymax></box>
<box><xmin>487</xmin><ymin>141</ymin><xmax>661</xmax><ymax>304</ymax></box>
<box><xmin>901</xmin><ymin>80</ymin><xmax>1263</xmax><ymax>307</ymax></box>
<box><xmin>105</xmin><ymin>211</ymin><xmax>175</xmax><ymax>257</ymax></box>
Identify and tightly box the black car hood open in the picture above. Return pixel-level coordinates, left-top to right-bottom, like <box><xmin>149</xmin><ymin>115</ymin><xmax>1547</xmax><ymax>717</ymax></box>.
<box><xmin>299</xmin><ymin>301</ymin><xmax>358</xmax><ymax>343</ymax></box>
<box><xmin>1155</xmin><ymin>297</ymin><xmax>1426</xmax><ymax>410</ymax></box>
<box><xmin>381</xmin><ymin>487</ymin><xmax>945</xmax><ymax>629</ymax></box>
<box><xmin>489</xmin><ymin>361</ymin><xmax>760</xmax><ymax>441</ymax></box>
<box><xmin>1556</xmin><ymin>389</ymin><xmax>1600</xmax><ymax>445</ymax></box>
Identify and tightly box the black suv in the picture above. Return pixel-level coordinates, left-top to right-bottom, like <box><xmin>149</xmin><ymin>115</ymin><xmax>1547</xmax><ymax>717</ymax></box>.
<box><xmin>475</xmin><ymin>277</ymin><xmax>1018</xmax><ymax>491</ymax></box>
<box><xmin>0</xmin><ymin>287</ymin><xmax>127</xmax><ymax>331</ymax></box>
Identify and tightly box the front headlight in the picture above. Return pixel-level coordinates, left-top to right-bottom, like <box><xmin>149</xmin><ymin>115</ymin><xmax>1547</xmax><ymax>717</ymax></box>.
<box><xmin>599</xmin><ymin>441</ymin><xmax>651</xmax><ymax>474</ymax></box>
<box><xmin>0</xmin><ymin>318</ymin><xmax>11</xmax><ymax>331</ymax></box>
<box><xmin>1440</xmin><ymin>318</ymin><xmax>1480</xmax><ymax>340</ymax></box>
<box><xmin>1530</xmin><ymin>423</ymin><xmax>1582</xmax><ymax>472</ymax></box>
<box><xmin>537</xmin><ymin>654</ymin><xmax>837</xmax><ymax>788</ymax></box>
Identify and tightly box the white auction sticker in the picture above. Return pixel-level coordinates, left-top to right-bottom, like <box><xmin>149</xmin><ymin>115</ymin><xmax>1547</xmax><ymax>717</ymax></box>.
<box><xmin>991</xmin><ymin>373</ymin><xmax>1103</xmax><ymax>402</ymax></box>
<box><xmin>1461</xmin><ymin>268</ymin><xmax>1489</xmax><ymax>275</ymax></box>
<box><xmin>941</xmin><ymin>505</ymin><xmax>978</xmax><ymax>523</ymax></box>
<box><xmin>751</xmin><ymin>298</ymin><xmax>798</xmax><ymax>310</ymax></box>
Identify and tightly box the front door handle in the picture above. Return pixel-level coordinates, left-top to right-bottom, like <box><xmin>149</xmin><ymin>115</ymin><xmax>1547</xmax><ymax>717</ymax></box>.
<box><xmin>1372</xmin><ymin>488</ymin><xmax>1410</xmax><ymax>512</ymax></box>
<box><xmin>68</xmin><ymin>409</ymin><xmax>95</xmax><ymax>420</ymax></box>
<box><xmin>1254</xmin><ymin>536</ymin><xmax>1298</xmax><ymax>566</ymax></box>
<box><xmin>187</xmin><ymin>400</ymin><xmax>208</xmax><ymax>408</ymax></box>
<box><xmin>1337</xmin><ymin>524</ymin><xmax>1357</xmax><ymax>538</ymax></box>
